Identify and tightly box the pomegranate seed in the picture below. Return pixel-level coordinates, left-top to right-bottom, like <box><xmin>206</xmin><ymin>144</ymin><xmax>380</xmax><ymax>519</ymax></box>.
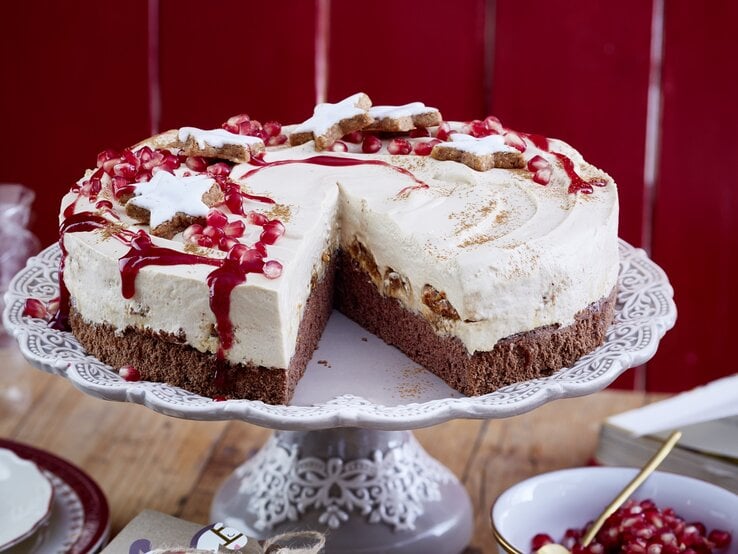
<box><xmin>267</xmin><ymin>134</ymin><xmax>288</xmax><ymax>146</ymax></box>
<box><xmin>224</xmin><ymin>191</ymin><xmax>244</xmax><ymax>215</ymax></box>
<box><xmin>185</xmin><ymin>156</ymin><xmax>208</xmax><ymax>172</ymax></box>
<box><xmin>202</xmin><ymin>225</ymin><xmax>224</xmax><ymax>241</ymax></box>
<box><xmin>263</xmin><ymin>121</ymin><xmax>282</xmax><ymax>137</ymax></box>
<box><xmin>531</xmin><ymin>534</ymin><xmax>554</xmax><ymax>551</ymax></box>
<box><xmin>246</xmin><ymin>211</ymin><xmax>268</xmax><ymax>226</ymax></box>
<box><xmin>95</xmin><ymin>199</ymin><xmax>113</xmax><ymax>210</ymax></box>
<box><xmin>504</xmin><ymin>131</ymin><xmax>526</xmax><ymax>152</ymax></box>
<box><xmin>708</xmin><ymin>530</ymin><xmax>731</xmax><ymax>549</ymax></box>
<box><xmin>183</xmin><ymin>224</ymin><xmax>203</xmax><ymax>241</ymax></box>
<box><xmin>388</xmin><ymin>138</ymin><xmax>412</xmax><ymax>155</ymax></box>
<box><xmin>207</xmin><ymin>162</ymin><xmax>231</xmax><ymax>176</ymax></box>
<box><xmin>224</xmin><ymin>113</ymin><xmax>250</xmax><ymax>127</ymax></box>
<box><xmin>113</xmin><ymin>162</ymin><xmax>137</xmax><ymax>179</ymax></box>
<box><xmin>136</xmin><ymin>145</ymin><xmax>154</xmax><ymax>164</ymax></box>
<box><xmin>690</xmin><ymin>523</ymin><xmax>708</xmax><ymax>536</ymax></box>
<box><xmin>342</xmin><ymin>130</ymin><xmax>363</xmax><ymax>143</ymax></box>
<box><xmin>206</xmin><ymin>209</ymin><xmax>228</xmax><ymax>228</ymax></box>
<box><xmin>238</xmin><ymin>120</ymin><xmax>261</xmax><ymax>136</ymax></box>
<box><xmin>119</xmin><ymin>365</ymin><xmax>140</xmax><ymax>382</ymax></box>
<box><xmin>223</xmin><ymin>220</ymin><xmax>245</xmax><ymax>238</ymax></box>
<box><xmin>111</xmin><ymin>176</ymin><xmax>134</xmax><ymax>199</ymax></box>
<box><xmin>218</xmin><ymin>237</ymin><xmax>238</xmax><ymax>251</ymax></box>
<box><xmin>263</xmin><ymin>260</ymin><xmax>283</xmax><ymax>279</ymax></box>
<box><xmin>468</xmin><ymin>119</ymin><xmax>490</xmax><ymax>138</ymax></box>
<box><xmin>227</xmin><ymin>243</ymin><xmax>249</xmax><ymax>262</ymax></box>
<box><xmin>484</xmin><ymin>115</ymin><xmax>504</xmax><ymax>134</ymax></box>
<box><xmin>23</xmin><ymin>298</ymin><xmax>49</xmax><ymax>319</ymax></box>
<box><xmin>436</xmin><ymin>122</ymin><xmax>453</xmax><ymax>141</ymax></box>
<box><xmin>230</xmin><ymin>247</ymin><xmax>264</xmax><ymax>272</ymax></box>
<box><xmin>328</xmin><ymin>140</ymin><xmax>348</xmax><ymax>152</ymax></box>
<box><xmin>120</xmin><ymin>149</ymin><xmax>137</xmax><ymax>166</ymax></box>
<box><xmin>362</xmin><ymin>135</ymin><xmax>382</xmax><ymax>153</ymax></box>
<box><xmin>260</xmin><ymin>220</ymin><xmax>285</xmax><ymax>245</ymax></box>
<box><xmin>97</xmin><ymin>148</ymin><xmax>120</xmax><ymax>168</ymax></box>
<box><xmin>81</xmin><ymin>177</ymin><xmax>102</xmax><ymax>198</ymax></box>
<box><xmin>533</xmin><ymin>166</ymin><xmax>552</xmax><ymax>185</ymax></box>
<box><xmin>158</xmin><ymin>152</ymin><xmax>180</xmax><ymax>172</ymax></box>
<box><xmin>527</xmin><ymin>155</ymin><xmax>550</xmax><ymax>172</ymax></box>
<box><xmin>588</xmin><ymin>544</ymin><xmax>604</xmax><ymax>554</ymax></box>
<box><xmin>413</xmin><ymin>139</ymin><xmax>441</xmax><ymax>156</ymax></box>
<box><xmin>195</xmin><ymin>234</ymin><xmax>214</xmax><ymax>248</ymax></box>
<box><xmin>253</xmin><ymin>241</ymin><xmax>268</xmax><ymax>256</ymax></box>
<box><xmin>409</xmin><ymin>127</ymin><xmax>430</xmax><ymax>138</ymax></box>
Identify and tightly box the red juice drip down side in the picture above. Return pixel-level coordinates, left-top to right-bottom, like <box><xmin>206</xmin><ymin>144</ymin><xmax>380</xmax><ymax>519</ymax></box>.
<box><xmin>52</xmin><ymin>212</ymin><xmax>111</xmax><ymax>330</ymax></box>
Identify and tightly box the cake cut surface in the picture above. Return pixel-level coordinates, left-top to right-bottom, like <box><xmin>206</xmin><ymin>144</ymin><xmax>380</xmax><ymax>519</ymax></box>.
<box><xmin>51</xmin><ymin>94</ymin><xmax>620</xmax><ymax>404</ymax></box>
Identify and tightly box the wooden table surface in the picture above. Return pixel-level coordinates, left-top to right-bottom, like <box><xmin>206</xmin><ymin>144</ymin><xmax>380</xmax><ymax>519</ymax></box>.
<box><xmin>0</xmin><ymin>339</ymin><xmax>664</xmax><ymax>553</ymax></box>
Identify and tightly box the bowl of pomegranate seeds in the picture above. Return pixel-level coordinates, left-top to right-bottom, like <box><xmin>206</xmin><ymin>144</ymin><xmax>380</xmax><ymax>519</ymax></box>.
<box><xmin>491</xmin><ymin>467</ymin><xmax>737</xmax><ymax>554</ymax></box>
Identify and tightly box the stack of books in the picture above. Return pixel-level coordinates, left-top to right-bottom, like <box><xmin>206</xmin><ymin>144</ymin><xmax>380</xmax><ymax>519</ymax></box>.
<box><xmin>595</xmin><ymin>374</ymin><xmax>738</xmax><ymax>493</ymax></box>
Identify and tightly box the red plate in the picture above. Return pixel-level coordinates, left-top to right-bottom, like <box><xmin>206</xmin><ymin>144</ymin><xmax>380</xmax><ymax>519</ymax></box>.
<box><xmin>0</xmin><ymin>439</ymin><xmax>110</xmax><ymax>554</ymax></box>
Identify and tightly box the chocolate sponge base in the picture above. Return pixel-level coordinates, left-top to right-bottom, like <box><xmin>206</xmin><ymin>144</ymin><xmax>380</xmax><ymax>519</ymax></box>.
<box><xmin>334</xmin><ymin>253</ymin><xmax>616</xmax><ymax>397</ymax></box>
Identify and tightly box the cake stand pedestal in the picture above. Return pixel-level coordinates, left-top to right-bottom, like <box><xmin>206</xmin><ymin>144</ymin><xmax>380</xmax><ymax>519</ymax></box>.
<box><xmin>3</xmin><ymin>241</ymin><xmax>676</xmax><ymax>554</ymax></box>
<box><xmin>211</xmin><ymin>428</ymin><xmax>472</xmax><ymax>553</ymax></box>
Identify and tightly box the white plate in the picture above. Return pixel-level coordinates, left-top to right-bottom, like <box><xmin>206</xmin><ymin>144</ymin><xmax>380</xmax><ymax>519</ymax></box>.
<box><xmin>0</xmin><ymin>448</ymin><xmax>54</xmax><ymax>551</ymax></box>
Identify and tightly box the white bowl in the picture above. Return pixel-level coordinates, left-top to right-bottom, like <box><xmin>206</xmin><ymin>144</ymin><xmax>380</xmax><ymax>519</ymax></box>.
<box><xmin>0</xmin><ymin>447</ymin><xmax>54</xmax><ymax>550</ymax></box>
<box><xmin>491</xmin><ymin>467</ymin><xmax>738</xmax><ymax>554</ymax></box>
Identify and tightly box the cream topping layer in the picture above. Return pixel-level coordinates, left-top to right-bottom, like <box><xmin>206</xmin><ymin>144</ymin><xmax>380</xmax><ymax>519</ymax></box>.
<box><xmin>61</xmin><ymin>128</ymin><xmax>618</xmax><ymax>369</ymax></box>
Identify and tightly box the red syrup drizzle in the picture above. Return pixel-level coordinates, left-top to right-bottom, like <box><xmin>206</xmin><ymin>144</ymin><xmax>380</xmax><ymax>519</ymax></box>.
<box><xmin>118</xmin><ymin>231</ymin><xmax>269</xmax><ymax>362</ymax></box>
<box><xmin>521</xmin><ymin>132</ymin><xmax>607</xmax><ymax>194</ymax></box>
<box><xmin>51</xmin><ymin>212</ymin><xmax>113</xmax><ymax>330</ymax></box>
<box><xmin>241</xmin><ymin>155</ymin><xmax>429</xmax><ymax>195</ymax></box>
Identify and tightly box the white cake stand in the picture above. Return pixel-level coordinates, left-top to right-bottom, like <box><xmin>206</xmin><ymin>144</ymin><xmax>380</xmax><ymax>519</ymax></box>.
<box><xmin>3</xmin><ymin>240</ymin><xmax>675</xmax><ymax>554</ymax></box>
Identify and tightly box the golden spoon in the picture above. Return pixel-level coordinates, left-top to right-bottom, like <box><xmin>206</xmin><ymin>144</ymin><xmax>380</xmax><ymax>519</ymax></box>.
<box><xmin>580</xmin><ymin>430</ymin><xmax>683</xmax><ymax>547</ymax></box>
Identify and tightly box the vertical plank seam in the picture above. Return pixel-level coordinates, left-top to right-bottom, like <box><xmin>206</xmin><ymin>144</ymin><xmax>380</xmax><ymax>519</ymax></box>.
<box><xmin>483</xmin><ymin>0</ymin><xmax>497</xmax><ymax>116</ymax></box>
<box><xmin>147</xmin><ymin>0</ymin><xmax>161</xmax><ymax>135</ymax></box>
<box><xmin>315</xmin><ymin>0</ymin><xmax>331</xmax><ymax>105</ymax></box>
<box><xmin>642</xmin><ymin>0</ymin><xmax>665</xmax><ymax>255</ymax></box>
<box><xmin>639</xmin><ymin>0</ymin><xmax>665</xmax><ymax>392</ymax></box>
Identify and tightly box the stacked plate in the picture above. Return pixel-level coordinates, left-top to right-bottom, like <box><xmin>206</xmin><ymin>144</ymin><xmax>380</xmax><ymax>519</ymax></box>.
<box><xmin>0</xmin><ymin>440</ymin><xmax>109</xmax><ymax>553</ymax></box>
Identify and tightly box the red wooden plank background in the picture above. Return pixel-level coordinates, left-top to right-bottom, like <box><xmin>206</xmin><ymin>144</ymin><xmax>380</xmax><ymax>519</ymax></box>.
<box><xmin>157</xmin><ymin>0</ymin><xmax>317</xmax><ymax>131</ymax></box>
<box><xmin>648</xmin><ymin>0</ymin><xmax>738</xmax><ymax>391</ymax></box>
<box><xmin>0</xmin><ymin>1</ymin><xmax>151</xmax><ymax>247</ymax></box>
<box><xmin>328</xmin><ymin>0</ymin><xmax>488</xmax><ymax>121</ymax></box>
<box><xmin>1</xmin><ymin>0</ymin><xmax>737</xmax><ymax>392</ymax></box>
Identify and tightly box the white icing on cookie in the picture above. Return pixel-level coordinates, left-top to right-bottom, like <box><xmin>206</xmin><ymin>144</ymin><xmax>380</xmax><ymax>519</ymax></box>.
<box><xmin>293</xmin><ymin>93</ymin><xmax>370</xmax><ymax>136</ymax></box>
<box><xmin>444</xmin><ymin>133</ymin><xmax>518</xmax><ymax>156</ymax></box>
<box><xmin>369</xmin><ymin>102</ymin><xmax>438</xmax><ymax>119</ymax></box>
<box><xmin>128</xmin><ymin>171</ymin><xmax>215</xmax><ymax>228</ymax></box>
<box><xmin>178</xmin><ymin>127</ymin><xmax>264</xmax><ymax>149</ymax></box>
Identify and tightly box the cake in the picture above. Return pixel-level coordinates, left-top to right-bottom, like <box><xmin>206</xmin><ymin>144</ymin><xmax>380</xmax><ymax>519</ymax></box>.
<box><xmin>51</xmin><ymin>93</ymin><xmax>619</xmax><ymax>404</ymax></box>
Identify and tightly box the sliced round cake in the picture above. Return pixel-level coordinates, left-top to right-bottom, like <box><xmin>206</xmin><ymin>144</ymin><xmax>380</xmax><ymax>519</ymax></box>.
<box><xmin>53</xmin><ymin>94</ymin><xmax>619</xmax><ymax>404</ymax></box>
